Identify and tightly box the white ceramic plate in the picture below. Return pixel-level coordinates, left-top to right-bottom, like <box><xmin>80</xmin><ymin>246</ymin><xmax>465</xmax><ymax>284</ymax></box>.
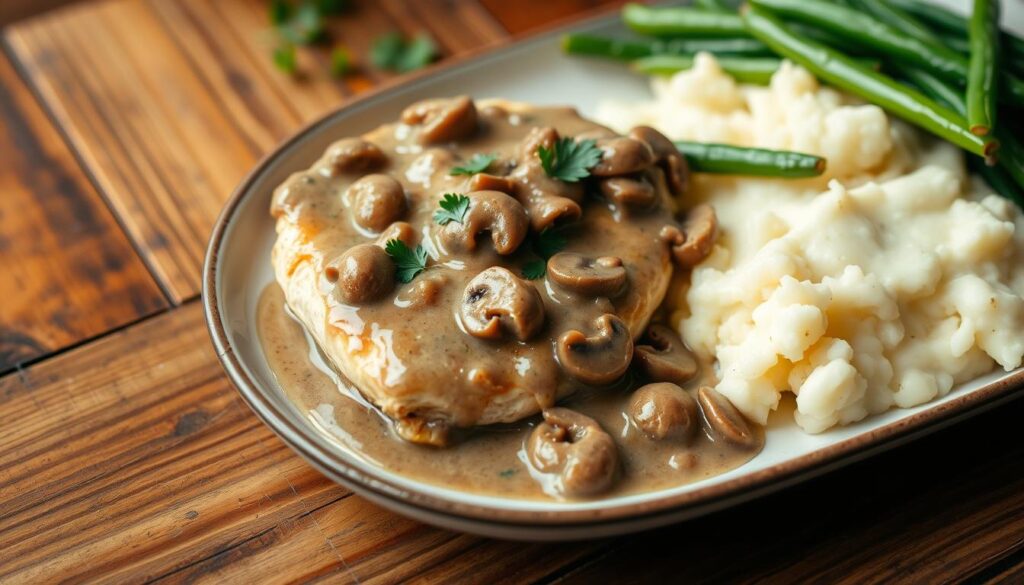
<box><xmin>204</xmin><ymin>6</ymin><xmax>1024</xmax><ymax>540</ymax></box>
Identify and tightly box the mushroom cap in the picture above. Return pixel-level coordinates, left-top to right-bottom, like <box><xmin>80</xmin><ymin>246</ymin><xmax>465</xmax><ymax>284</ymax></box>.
<box><xmin>328</xmin><ymin>243</ymin><xmax>396</xmax><ymax>304</ymax></box>
<box><xmin>401</xmin><ymin>96</ymin><xmax>479</xmax><ymax>144</ymax></box>
<box><xmin>438</xmin><ymin>190</ymin><xmax>529</xmax><ymax>255</ymax></box>
<box><xmin>634</xmin><ymin>323</ymin><xmax>699</xmax><ymax>385</ymax></box>
<box><xmin>599</xmin><ymin>176</ymin><xmax>657</xmax><ymax>209</ymax></box>
<box><xmin>547</xmin><ymin>253</ymin><xmax>628</xmax><ymax>298</ymax></box>
<box><xmin>630</xmin><ymin>383</ymin><xmax>699</xmax><ymax>441</ymax></box>
<box><xmin>319</xmin><ymin>138</ymin><xmax>387</xmax><ymax>176</ymax></box>
<box><xmin>660</xmin><ymin>204</ymin><xmax>718</xmax><ymax>269</ymax></box>
<box><xmin>346</xmin><ymin>174</ymin><xmax>407</xmax><ymax>233</ymax></box>
<box><xmin>527</xmin><ymin>407</ymin><xmax>619</xmax><ymax>498</ymax></box>
<box><xmin>591</xmin><ymin>137</ymin><xmax>656</xmax><ymax>177</ymax></box>
<box><xmin>556</xmin><ymin>314</ymin><xmax>633</xmax><ymax>386</ymax></box>
<box><xmin>698</xmin><ymin>386</ymin><xmax>758</xmax><ymax>449</ymax></box>
<box><xmin>459</xmin><ymin>267</ymin><xmax>545</xmax><ymax>341</ymax></box>
<box><xmin>629</xmin><ymin>126</ymin><xmax>689</xmax><ymax>197</ymax></box>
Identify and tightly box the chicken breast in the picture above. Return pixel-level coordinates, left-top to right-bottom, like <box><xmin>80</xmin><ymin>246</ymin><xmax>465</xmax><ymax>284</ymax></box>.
<box><xmin>270</xmin><ymin>98</ymin><xmax>696</xmax><ymax>445</ymax></box>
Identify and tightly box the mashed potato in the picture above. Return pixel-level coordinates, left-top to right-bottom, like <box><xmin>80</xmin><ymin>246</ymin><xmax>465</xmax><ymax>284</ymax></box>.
<box><xmin>597</xmin><ymin>54</ymin><xmax>1024</xmax><ymax>433</ymax></box>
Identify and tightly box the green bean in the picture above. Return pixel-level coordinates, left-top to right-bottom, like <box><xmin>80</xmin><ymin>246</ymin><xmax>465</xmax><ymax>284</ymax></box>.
<box><xmin>622</xmin><ymin>3</ymin><xmax>747</xmax><ymax>37</ymax></box>
<box><xmin>693</xmin><ymin>0</ymin><xmax>730</xmax><ymax>12</ymax></box>
<box><xmin>848</xmin><ymin>0</ymin><xmax>940</xmax><ymax>46</ymax></box>
<box><xmin>742</xmin><ymin>6</ymin><xmax>996</xmax><ymax>159</ymax></box>
<box><xmin>749</xmin><ymin>0</ymin><xmax>1024</xmax><ymax>106</ymax></box>
<box><xmin>967</xmin><ymin>0</ymin><xmax>1000</xmax><ymax>136</ymax></box>
<box><xmin>561</xmin><ymin>33</ymin><xmax>772</xmax><ymax>61</ymax></box>
<box><xmin>673</xmin><ymin>141</ymin><xmax>826</xmax><ymax>177</ymax></box>
<box><xmin>888</xmin><ymin>0</ymin><xmax>1024</xmax><ymax>70</ymax></box>
<box><xmin>899</xmin><ymin>67</ymin><xmax>1024</xmax><ymax>207</ymax></box>
<box><xmin>633</xmin><ymin>55</ymin><xmax>782</xmax><ymax>84</ymax></box>
<box><xmin>635</xmin><ymin>53</ymin><xmax>880</xmax><ymax>82</ymax></box>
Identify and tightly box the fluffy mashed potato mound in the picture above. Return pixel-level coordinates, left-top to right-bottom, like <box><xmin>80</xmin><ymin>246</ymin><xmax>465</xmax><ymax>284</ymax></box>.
<box><xmin>597</xmin><ymin>54</ymin><xmax>1024</xmax><ymax>433</ymax></box>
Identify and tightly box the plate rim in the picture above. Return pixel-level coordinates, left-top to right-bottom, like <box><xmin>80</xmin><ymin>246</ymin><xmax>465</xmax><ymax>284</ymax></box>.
<box><xmin>202</xmin><ymin>7</ymin><xmax>1024</xmax><ymax>529</ymax></box>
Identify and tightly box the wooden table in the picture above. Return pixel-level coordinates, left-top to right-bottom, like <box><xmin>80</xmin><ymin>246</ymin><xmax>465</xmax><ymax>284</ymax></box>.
<box><xmin>0</xmin><ymin>1</ymin><xmax>1022</xmax><ymax>582</ymax></box>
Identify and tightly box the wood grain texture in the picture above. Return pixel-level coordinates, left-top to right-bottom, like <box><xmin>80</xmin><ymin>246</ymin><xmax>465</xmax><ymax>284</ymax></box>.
<box><xmin>0</xmin><ymin>52</ymin><xmax>166</xmax><ymax>373</ymax></box>
<box><xmin>4</xmin><ymin>0</ymin><xmax>508</xmax><ymax>302</ymax></box>
<box><xmin>0</xmin><ymin>302</ymin><xmax>600</xmax><ymax>583</ymax></box>
<box><xmin>479</xmin><ymin>0</ymin><xmax>625</xmax><ymax>34</ymax></box>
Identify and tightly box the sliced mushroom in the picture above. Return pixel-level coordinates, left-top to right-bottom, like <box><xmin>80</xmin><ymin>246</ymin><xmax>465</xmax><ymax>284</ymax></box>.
<box><xmin>519</xmin><ymin>126</ymin><xmax>559</xmax><ymax>160</ymax></box>
<box><xmin>634</xmin><ymin>324</ymin><xmax>698</xmax><ymax>385</ymax></box>
<box><xmin>698</xmin><ymin>386</ymin><xmax>758</xmax><ymax>449</ymax></box>
<box><xmin>460</xmin><ymin>267</ymin><xmax>545</xmax><ymax>341</ymax></box>
<box><xmin>401</xmin><ymin>96</ymin><xmax>478</xmax><ymax>144</ymax></box>
<box><xmin>320</xmin><ymin>138</ymin><xmax>387</xmax><ymax>176</ymax></box>
<box><xmin>556</xmin><ymin>314</ymin><xmax>633</xmax><ymax>386</ymax></box>
<box><xmin>510</xmin><ymin>162</ymin><xmax>584</xmax><ymax>231</ymax></box>
<box><xmin>467</xmin><ymin>173</ymin><xmax>517</xmax><ymax>195</ymax></box>
<box><xmin>630</xmin><ymin>383</ymin><xmax>699</xmax><ymax>441</ymax></box>
<box><xmin>547</xmin><ymin>253</ymin><xmax>627</xmax><ymax>298</ymax></box>
<box><xmin>327</xmin><ymin>244</ymin><xmax>396</xmax><ymax>304</ymax></box>
<box><xmin>375</xmin><ymin>221</ymin><xmax>417</xmax><ymax>248</ymax></box>
<box><xmin>346</xmin><ymin>174</ymin><xmax>407</xmax><ymax>232</ymax></box>
<box><xmin>659</xmin><ymin>204</ymin><xmax>718</xmax><ymax>269</ymax></box>
<box><xmin>527</xmin><ymin>408</ymin><xmax>618</xmax><ymax>498</ymax></box>
<box><xmin>438</xmin><ymin>190</ymin><xmax>529</xmax><ymax>255</ymax></box>
<box><xmin>599</xmin><ymin>176</ymin><xmax>657</xmax><ymax>209</ymax></box>
<box><xmin>396</xmin><ymin>273</ymin><xmax>447</xmax><ymax>309</ymax></box>
<box><xmin>629</xmin><ymin>126</ymin><xmax>689</xmax><ymax>198</ymax></box>
<box><xmin>394</xmin><ymin>416</ymin><xmax>450</xmax><ymax>447</ymax></box>
<box><xmin>591</xmin><ymin>137</ymin><xmax>656</xmax><ymax>177</ymax></box>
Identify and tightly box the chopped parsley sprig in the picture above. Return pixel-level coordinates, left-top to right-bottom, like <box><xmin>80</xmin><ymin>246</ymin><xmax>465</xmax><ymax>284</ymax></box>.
<box><xmin>537</xmin><ymin>137</ymin><xmax>602</xmax><ymax>183</ymax></box>
<box><xmin>522</xmin><ymin>228</ymin><xmax>568</xmax><ymax>280</ymax></box>
<box><xmin>384</xmin><ymin>239</ymin><xmax>428</xmax><ymax>283</ymax></box>
<box><xmin>449</xmin><ymin>153</ymin><xmax>497</xmax><ymax>176</ymax></box>
<box><xmin>371</xmin><ymin>32</ymin><xmax>438</xmax><ymax>73</ymax></box>
<box><xmin>433</xmin><ymin>193</ymin><xmax>471</xmax><ymax>226</ymax></box>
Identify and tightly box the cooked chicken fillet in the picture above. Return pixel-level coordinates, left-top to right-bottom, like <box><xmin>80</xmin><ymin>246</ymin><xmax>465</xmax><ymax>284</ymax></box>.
<box><xmin>270</xmin><ymin>98</ymin><xmax>697</xmax><ymax>444</ymax></box>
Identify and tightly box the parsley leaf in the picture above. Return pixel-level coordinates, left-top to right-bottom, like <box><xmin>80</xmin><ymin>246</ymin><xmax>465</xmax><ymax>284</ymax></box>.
<box><xmin>273</xmin><ymin>44</ymin><xmax>298</xmax><ymax>75</ymax></box>
<box><xmin>522</xmin><ymin>227</ymin><xmax>568</xmax><ymax>279</ymax></box>
<box><xmin>279</xmin><ymin>2</ymin><xmax>326</xmax><ymax>45</ymax></box>
<box><xmin>536</xmin><ymin>137</ymin><xmax>602</xmax><ymax>183</ymax></box>
<box><xmin>269</xmin><ymin>0</ymin><xmax>291</xmax><ymax>25</ymax></box>
<box><xmin>371</xmin><ymin>32</ymin><xmax>438</xmax><ymax>73</ymax></box>
<box><xmin>329</xmin><ymin>46</ymin><xmax>352</xmax><ymax>77</ymax></box>
<box><xmin>522</xmin><ymin>260</ymin><xmax>547</xmax><ymax>280</ymax></box>
<box><xmin>449</xmin><ymin>153</ymin><xmax>497</xmax><ymax>176</ymax></box>
<box><xmin>433</xmin><ymin>193</ymin><xmax>471</xmax><ymax>226</ymax></box>
<box><xmin>533</xmin><ymin>227</ymin><xmax>567</xmax><ymax>259</ymax></box>
<box><xmin>385</xmin><ymin>239</ymin><xmax>428</xmax><ymax>283</ymax></box>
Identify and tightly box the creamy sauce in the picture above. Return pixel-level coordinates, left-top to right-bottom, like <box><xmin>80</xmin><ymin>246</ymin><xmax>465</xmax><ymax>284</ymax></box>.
<box><xmin>258</xmin><ymin>284</ymin><xmax>761</xmax><ymax>499</ymax></box>
<box><xmin>263</xmin><ymin>97</ymin><xmax>764</xmax><ymax>500</ymax></box>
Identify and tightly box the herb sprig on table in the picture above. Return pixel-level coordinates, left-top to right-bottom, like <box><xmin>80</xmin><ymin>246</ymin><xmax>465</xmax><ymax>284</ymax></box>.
<box><xmin>537</xmin><ymin>138</ymin><xmax>602</xmax><ymax>183</ymax></box>
<box><xmin>266</xmin><ymin>1</ymin><xmax>437</xmax><ymax>78</ymax></box>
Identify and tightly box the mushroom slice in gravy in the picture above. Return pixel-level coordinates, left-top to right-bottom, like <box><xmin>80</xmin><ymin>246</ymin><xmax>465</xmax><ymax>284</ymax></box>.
<box><xmin>262</xmin><ymin>97</ymin><xmax>762</xmax><ymax>500</ymax></box>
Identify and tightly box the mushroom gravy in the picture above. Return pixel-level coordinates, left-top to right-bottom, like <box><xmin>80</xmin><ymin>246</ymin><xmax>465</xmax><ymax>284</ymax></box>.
<box><xmin>264</xmin><ymin>97</ymin><xmax>763</xmax><ymax>499</ymax></box>
<box><xmin>258</xmin><ymin>284</ymin><xmax>762</xmax><ymax>499</ymax></box>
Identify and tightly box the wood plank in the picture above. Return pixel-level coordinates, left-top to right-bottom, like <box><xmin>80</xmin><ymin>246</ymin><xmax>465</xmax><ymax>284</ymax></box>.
<box><xmin>0</xmin><ymin>302</ymin><xmax>351</xmax><ymax>583</ymax></box>
<box><xmin>478</xmin><ymin>0</ymin><xmax>624</xmax><ymax>34</ymax></box>
<box><xmin>4</xmin><ymin>0</ymin><xmax>509</xmax><ymax>302</ymax></box>
<box><xmin>555</xmin><ymin>397</ymin><xmax>1024</xmax><ymax>584</ymax></box>
<box><xmin>0</xmin><ymin>51</ymin><xmax>166</xmax><ymax>372</ymax></box>
<box><xmin>0</xmin><ymin>0</ymin><xmax>77</xmax><ymax>26</ymax></box>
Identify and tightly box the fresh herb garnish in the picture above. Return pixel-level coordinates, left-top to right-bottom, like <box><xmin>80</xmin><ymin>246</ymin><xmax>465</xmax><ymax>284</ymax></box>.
<box><xmin>522</xmin><ymin>227</ymin><xmax>568</xmax><ymax>279</ymax></box>
<box><xmin>537</xmin><ymin>137</ymin><xmax>602</xmax><ymax>183</ymax></box>
<box><xmin>273</xmin><ymin>43</ymin><xmax>298</xmax><ymax>75</ymax></box>
<box><xmin>433</xmin><ymin>193</ymin><xmax>471</xmax><ymax>226</ymax></box>
<box><xmin>371</xmin><ymin>32</ymin><xmax>438</xmax><ymax>73</ymax></box>
<box><xmin>279</xmin><ymin>1</ymin><xmax>326</xmax><ymax>45</ymax></box>
<box><xmin>449</xmin><ymin>153</ymin><xmax>497</xmax><ymax>176</ymax></box>
<box><xmin>522</xmin><ymin>260</ymin><xmax>547</xmax><ymax>280</ymax></box>
<box><xmin>384</xmin><ymin>239</ymin><xmax>428</xmax><ymax>283</ymax></box>
<box><xmin>329</xmin><ymin>46</ymin><xmax>352</xmax><ymax>77</ymax></box>
<box><xmin>269</xmin><ymin>0</ymin><xmax>291</xmax><ymax>25</ymax></box>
